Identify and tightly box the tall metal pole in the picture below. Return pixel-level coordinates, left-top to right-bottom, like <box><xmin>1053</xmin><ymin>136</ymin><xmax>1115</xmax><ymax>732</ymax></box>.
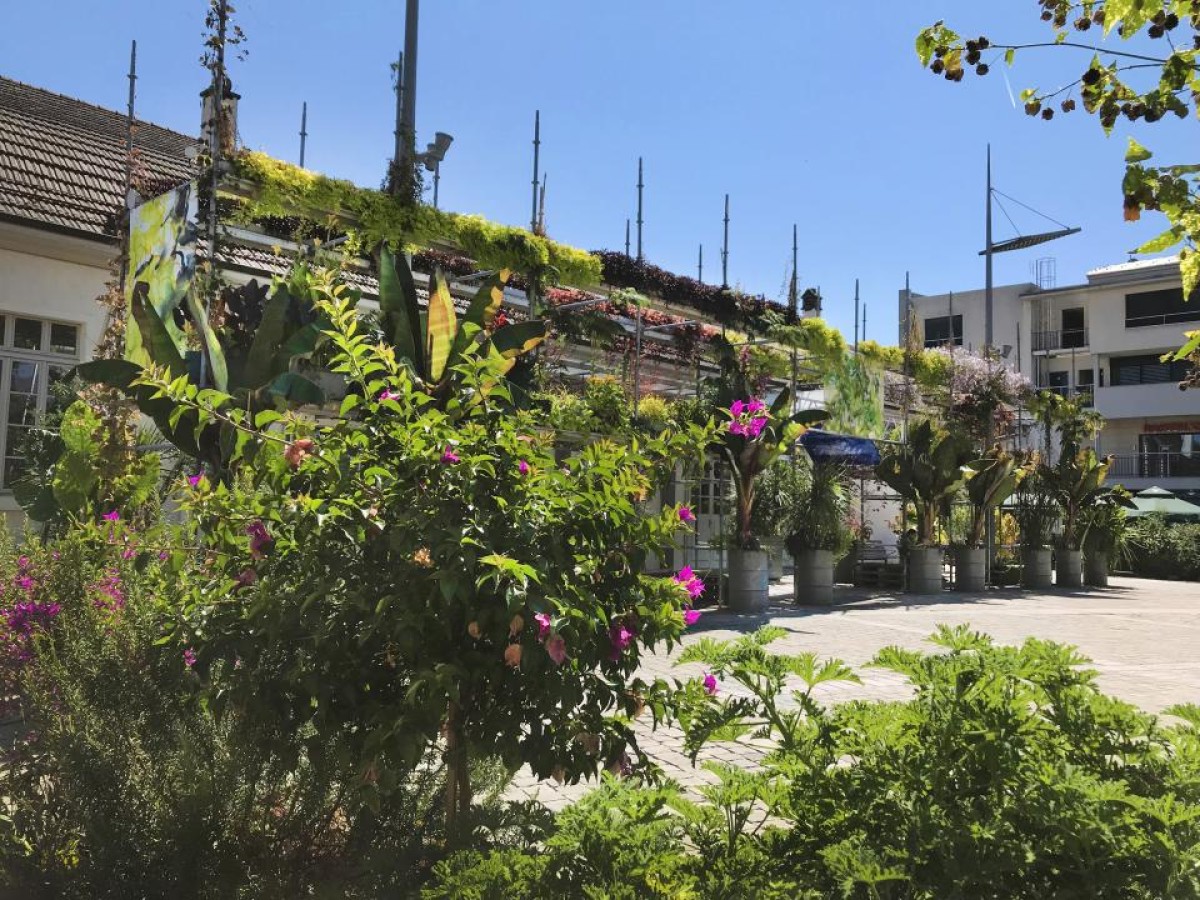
<box><xmin>530</xmin><ymin>110</ymin><xmax>540</xmax><ymax>232</ymax></box>
<box><xmin>392</xmin><ymin>50</ymin><xmax>404</xmax><ymax>174</ymax></box>
<box><xmin>985</xmin><ymin>144</ymin><xmax>994</xmax><ymax>349</ymax></box>
<box><xmin>854</xmin><ymin>278</ymin><xmax>861</xmax><ymax>351</ymax></box>
<box><xmin>636</xmin><ymin>157</ymin><xmax>644</xmax><ymax>261</ymax></box>
<box><xmin>201</xmin><ymin>0</ymin><xmax>229</xmax><ymax>392</ymax></box>
<box><xmin>861</xmin><ymin>303</ymin><xmax>867</xmax><ymax>343</ymax></box>
<box><xmin>432</xmin><ymin>161</ymin><xmax>440</xmax><ymax>209</ymax></box>
<box><xmin>790</xmin><ymin>224</ymin><xmax>798</xmax><ymax>411</ymax></box>
<box><xmin>698</xmin><ymin>244</ymin><xmax>703</xmax><ymax>283</ymax></box>
<box><xmin>721</xmin><ymin>193</ymin><xmax>730</xmax><ymax>288</ymax></box>
<box><xmin>299</xmin><ymin>101</ymin><xmax>308</xmax><ymax>168</ymax></box>
<box><xmin>119</xmin><ymin>39</ymin><xmax>137</xmax><ymax>300</ymax></box>
<box><xmin>400</xmin><ymin>0</ymin><xmax>419</xmax><ymax>177</ymax></box>
<box><xmin>633</xmin><ymin>303</ymin><xmax>643</xmax><ymax>414</ymax></box>
<box><xmin>625</xmin><ymin>219</ymin><xmax>631</xmax><ymax>257</ymax></box>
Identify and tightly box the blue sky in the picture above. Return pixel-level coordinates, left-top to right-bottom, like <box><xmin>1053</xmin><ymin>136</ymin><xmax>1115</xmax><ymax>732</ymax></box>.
<box><xmin>4</xmin><ymin>2</ymin><xmax>1195</xmax><ymax>345</ymax></box>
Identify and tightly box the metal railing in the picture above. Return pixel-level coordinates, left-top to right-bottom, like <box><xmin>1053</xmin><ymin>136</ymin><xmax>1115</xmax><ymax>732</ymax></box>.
<box><xmin>1126</xmin><ymin>311</ymin><xmax>1200</xmax><ymax>329</ymax></box>
<box><xmin>1032</xmin><ymin>328</ymin><xmax>1088</xmax><ymax>351</ymax></box>
<box><xmin>1109</xmin><ymin>452</ymin><xmax>1200</xmax><ymax>479</ymax></box>
<box><xmin>1035</xmin><ymin>385</ymin><xmax>1094</xmax><ymax>407</ymax></box>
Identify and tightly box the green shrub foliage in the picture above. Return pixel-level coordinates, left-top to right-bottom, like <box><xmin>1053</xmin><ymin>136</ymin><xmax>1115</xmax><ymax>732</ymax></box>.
<box><xmin>1127</xmin><ymin>515</ymin><xmax>1200</xmax><ymax>581</ymax></box>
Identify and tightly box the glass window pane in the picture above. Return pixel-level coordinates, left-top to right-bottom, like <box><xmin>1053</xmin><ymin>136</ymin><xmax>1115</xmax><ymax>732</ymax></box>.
<box><xmin>0</xmin><ymin>318</ymin><xmax>6</xmax><ymax>346</ymax></box>
<box><xmin>7</xmin><ymin>394</ymin><xmax>36</xmax><ymax>425</ymax></box>
<box><xmin>13</xmin><ymin>318</ymin><xmax>42</xmax><ymax>350</ymax></box>
<box><xmin>9</xmin><ymin>360</ymin><xmax>38</xmax><ymax>394</ymax></box>
<box><xmin>3</xmin><ymin>457</ymin><xmax>26</xmax><ymax>488</ymax></box>
<box><xmin>46</xmin><ymin>366</ymin><xmax>74</xmax><ymax>415</ymax></box>
<box><xmin>49</xmin><ymin>323</ymin><xmax>78</xmax><ymax>356</ymax></box>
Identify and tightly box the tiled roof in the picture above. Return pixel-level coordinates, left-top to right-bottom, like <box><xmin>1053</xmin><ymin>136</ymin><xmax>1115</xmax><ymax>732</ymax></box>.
<box><xmin>0</xmin><ymin>77</ymin><xmax>197</xmax><ymax>238</ymax></box>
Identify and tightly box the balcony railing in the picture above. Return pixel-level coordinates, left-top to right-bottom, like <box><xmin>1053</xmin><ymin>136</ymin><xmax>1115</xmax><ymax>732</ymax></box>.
<box><xmin>1126</xmin><ymin>311</ymin><xmax>1200</xmax><ymax>329</ymax></box>
<box><xmin>1032</xmin><ymin>328</ymin><xmax>1088</xmax><ymax>352</ymax></box>
<box><xmin>1108</xmin><ymin>452</ymin><xmax>1200</xmax><ymax>479</ymax></box>
<box><xmin>1036</xmin><ymin>385</ymin><xmax>1094</xmax><ymax>407</ymax></box>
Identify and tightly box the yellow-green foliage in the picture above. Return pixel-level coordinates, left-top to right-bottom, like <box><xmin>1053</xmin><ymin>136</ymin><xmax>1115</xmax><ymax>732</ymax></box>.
<box><xmin>230</xmin><ymin>152</ymin><xmax>602</xmax><ymax>286</ymax></box>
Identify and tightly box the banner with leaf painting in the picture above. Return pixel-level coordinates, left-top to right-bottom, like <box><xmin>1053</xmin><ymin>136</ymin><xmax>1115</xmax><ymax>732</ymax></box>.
<box><xmin>823</xmin><ymin>355</ymin><xmax>884</xmax><ymax>439</ymax></box>
<box><xmin>124</xmin><ymin>181</ymin><xmax>199</xmax><ymax>366</ymax></box>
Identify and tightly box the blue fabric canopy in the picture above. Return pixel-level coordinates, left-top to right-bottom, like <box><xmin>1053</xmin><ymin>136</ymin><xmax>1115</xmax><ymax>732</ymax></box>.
<box><xmin>798</xmin><ymin>429</ymin><xmax>881</xmax><ymax>467</ymax></box>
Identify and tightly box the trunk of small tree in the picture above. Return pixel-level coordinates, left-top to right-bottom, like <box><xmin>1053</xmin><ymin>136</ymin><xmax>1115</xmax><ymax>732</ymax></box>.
<box><xmin>442</xmin><ymin>699</ymin><xmax>472</xmax><ymax>841</ymax></box>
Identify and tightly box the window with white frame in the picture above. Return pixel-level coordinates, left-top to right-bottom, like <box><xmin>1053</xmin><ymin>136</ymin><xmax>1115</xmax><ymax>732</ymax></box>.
<box><xmin>0</xmin><ymin>314</ymin><xmax>81</xmax><ymax>490</ymax></box>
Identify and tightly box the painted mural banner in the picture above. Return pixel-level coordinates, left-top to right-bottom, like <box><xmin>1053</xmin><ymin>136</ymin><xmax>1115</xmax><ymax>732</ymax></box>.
<box><xmin>823</xmin><ymin>354</ymin><xmax>885</xmax><ymax>439</ymax></box>
<box><xmin>124</xmin><ymin>181</ymin><xmax>199</xmax><ymax>366</ymax></box>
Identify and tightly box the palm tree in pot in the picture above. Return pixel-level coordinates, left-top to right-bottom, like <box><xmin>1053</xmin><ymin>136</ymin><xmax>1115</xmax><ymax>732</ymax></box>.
<box><xmin>875</xmin><ymin>420</ymin><xmax>973</xmax><ymax>594</ymax></box>
<box><xmin>1045</xmin><ymin>447</ymin><xmax>1116</xmax><ymax>588</ymax></box>
<box><xmin>1014</xmin><ymin>463</ymin><xmax>1059</xmax><ymax>589</ymax></box>
<box><xmin>785</xmin><ymin>458</ymin><xmax>852</xmax><ymax>604</ymax></box>
<box><xmin>958</xmin><ymin>447</ymin><xmax>1031</xmax><ymax>591</ymax></box>
<box><xmin>1079</xmin><ymin>486</ymin><xmax>1135</xmax><ymax>587</ymax></box>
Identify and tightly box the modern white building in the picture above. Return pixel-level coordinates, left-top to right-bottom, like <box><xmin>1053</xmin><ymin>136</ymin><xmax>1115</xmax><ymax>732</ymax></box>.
<box><xmin>901</xmin><ymin>257</ymin><xmax>1200</xmax><ymax>499</ymax></box>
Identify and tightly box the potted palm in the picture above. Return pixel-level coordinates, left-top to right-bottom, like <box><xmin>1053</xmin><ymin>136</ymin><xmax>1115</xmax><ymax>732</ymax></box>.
<box><xmin>958</xmin><ymin>447</ymin><xmax>1030</xmax><ymax>591</ymax></box>
<box><xmin>785</xmin><ymin>459</ymin><xmax>852</xmax><ymax>604</ymax></box>
<box><xmin>1045</xmin><ymin>447</ymin><xmax>1114</xmax><ymax>588</ymax></box>
<box><xmin>1079</xmin><ymin>487</ymin><xmax>1134</xmax><ymax>588</ymax></box>
<box><xmin>752</xmin><ymin>458</ymin><xmax>807</xmax><ymax>582</ymax></box>
<box><xmin>875</xmin><ymin>420</ymin><xmax>974</xmax><ymax>594</ymax></box>
<box><xmin>719</xmin><ymin>392</ymin><xmax>824</xmax><ymax>612</ymax></box>
<box><xmin>1014</xmin><ymin>466</ymin><xmax>1058</xmax><ymax>588</ymax></box>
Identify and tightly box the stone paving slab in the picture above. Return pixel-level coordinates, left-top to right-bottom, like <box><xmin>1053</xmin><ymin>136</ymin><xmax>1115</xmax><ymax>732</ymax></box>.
<box><xmin>510</xmin><ymin>576</ymin><xmax>1200</xmax><ymax>810</ymax></box>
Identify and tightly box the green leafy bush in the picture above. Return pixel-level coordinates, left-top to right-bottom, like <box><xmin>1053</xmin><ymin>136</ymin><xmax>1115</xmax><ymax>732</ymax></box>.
<box><xmin>582</xmin><ymin>375</ymin><xmax>631</xmax><ymax>432</ymax></box>
<box><xmin>1127</xmin><ymin>515</ymin><xmax>1200</xmax><ymax>581</ymax></box>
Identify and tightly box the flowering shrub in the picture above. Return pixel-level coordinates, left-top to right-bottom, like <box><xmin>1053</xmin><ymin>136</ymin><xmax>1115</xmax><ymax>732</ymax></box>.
<box><xmin>141</xmin><ymin>292</ymin><xmax>714</xmax><ymax>832</ymax></box>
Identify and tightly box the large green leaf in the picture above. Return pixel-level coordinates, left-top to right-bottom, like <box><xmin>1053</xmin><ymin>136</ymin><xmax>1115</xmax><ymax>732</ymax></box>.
<box><xmin>74</xmin><ymin>358</ymin><xmax>143</xmax><ymax>392</ymax></box>
<box><xmin>379</xmin><ymin>246</ymin><xmax>424</xmax><ymax>374</ymax></box>
<box><xmin>488</xmin><ymin>320</ymin><xmax>548</xmax><ymax>359</ymax></box>
<box><xmin>262</xmin><ymin>372</ymin><xmax>325</xmax><ymax>406</ymax></box>
<box><xmin>426</xmin><ymin>271</ymin><xmax>457</xmax><ymax>382</ymax></box>
<box><xmin>463</xmin><ymin>270</ymin><xmax>509</xmax><ymax>330</ymax></box>
<box><xmin>131</xmin><ymin>284</ymin><xmax>187</xmax><ymax>379</ymax></box>
<box><xmin>241</xmin><ymin>282</ymin><xmax>294</xmax><ymax>389</ymax></box>
<box><xmin>184</xmin><ymin>289</ymin><xmax>229</xmax><ymax>392</ymax></box>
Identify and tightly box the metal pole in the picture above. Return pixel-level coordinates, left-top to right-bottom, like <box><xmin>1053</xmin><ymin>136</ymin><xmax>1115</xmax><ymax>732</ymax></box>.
<box><xmin>862</xmin><ymin>303</ymin><xmax>867</xmax><ymax>343</ymax></box>
<box><xmin>854</xmin><ymin>278</ymin><xmax>861</xmax><ymax>350</ymax></box>
<box><xmin>625</xmin><ymin>219</ymin><xmax>631</xmax><ymax>257</ymax></box>
<box><xmin>633</xmin><ymin>303</ymin><xmax>642</xmax><ymax>414</ymax></box>
<box><xmin>432</xmin><ymin>160</ymin><xmax>440</xmax><ymax>209</ymax></box>
<box><xmin>721</xmin><ymin>193</ymin><xmax>730</xmax><ymax>288</ymax></box>
<box><xmin>985</xmin><ymin>144</ymin><xmax>994</xmax><ymax>349</ymax></box>
<box><xmin>299</xmin><ymin>101</ymin><xmax>307</xmax><ymax>168</ymax></box>
<box><xmin>201</xmin><ymin>0</ymin><xmax>229</xmax><ymax>392</ymax></box>
<box><xmin>636</xmin><ymin>157</ymin><xmax>644</xmax><ymax>261</ymax></box>
<box><xmin>119</xmin><ymin>39</ymin><xmax>137</xmax><ymax>299</ymax></box>
<box><xmin>400</xmin><ymin>0</ymin><xmax>419</xmax><ymax>177</ymax></box>
<box><xmin>698</xmin><ymin>244</ymin><xmax>703</xmax><ymax>283</ymax></box>
<box><xmin>790</xmin><ymin>224</ymin><xmax>798</xmax><ymax>411</ymax></box>
<box><xmin>531</xmin><ymin>110</ymin><xmax>540</xmax><ymax>232</ymax></box>
<box><xmin>392</xmin><ymin>50</ymin><xmax>404</xmax><ymax>174</ymax></box>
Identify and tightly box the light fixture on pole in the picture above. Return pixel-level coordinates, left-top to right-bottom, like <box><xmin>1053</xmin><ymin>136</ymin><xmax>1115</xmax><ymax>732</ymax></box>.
<box><xmin>418</xmin><ymin>131</ymin><xmax>453</xmax><ymax>208</ymax></box>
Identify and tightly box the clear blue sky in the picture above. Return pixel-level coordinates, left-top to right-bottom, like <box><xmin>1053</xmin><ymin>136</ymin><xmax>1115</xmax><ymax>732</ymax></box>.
<box><xmin>4</xmin><ymin>2</ymin><xmax>1194</xmax><ymax>345</ymax></box>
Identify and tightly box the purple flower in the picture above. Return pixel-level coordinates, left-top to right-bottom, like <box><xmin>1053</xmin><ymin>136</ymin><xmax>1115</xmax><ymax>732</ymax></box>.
<box><xmin>684</xmin><ymin>609</ymin><xmax>701</xmax><ymax>627</ymax></box>
<box><xmin>379</xmin><ymin>388</ymin><xmax>401</xmax><ymax>402</ymax></box>
<box><xmin>678</xmin><ymin>506</ymin><xmax>695</xmax><ymax>523</ymax></box>
<box><xmin>702</xmin><ymin>672</ymin><xmax>718</xmax><ymax>696</ymax></box>
<box><xmin>518</xmin><ymin>460</ymin><xmax>530</xmax><ymax>476</ymax></box>
<box><xmin>4</xmin><ymin>600</ymin><xmax>61</xmax><ymax>636</ymax></box>
<box><xmin>92</xmin><ymin>569</ymin><xmax>125</xmax><ymax>611</ymax></box>
<box><xmin>673</xmin><ymin>567</ymin><xmax>705</xmax><ymax>601</ymax></box>
<box><xmin>16</xmin><ymin>575</ymin><xmax>34</xmax><ymax>593</ymax></box>
<box><xmin>608</xmin><ymin>622</ymin><xmax>635</xmax><ymax>661</ymax></box>
<box><xmin>730</xmin><ymin>400</ymin><xmax>746</xmax><ymax>417</ymax></box>
<box><xmin>545</xmin><ymin>634</ymin><xmax>568</xmax><ymax>666</ymax></box>
<box><xmin>183</xmin><ymin>648</ymin><xmax>197</xmax><ymax>668</ymax></box>
<box><xmin>747</xmin><ymin>416</ymin><xmax>767</xmax><ymax>438</ymax></box>
<box><xmin>16</xmin><ymin>556</ymin><xmax>29</xmax><ymax>571</ymax></box>
<box><xmin>187</xmin><ymin>473</ymin><xmax>204</xmax><ymax>488</ymax></box>
<box><xmin>746</xmin><ymin>398</ymin><xmax>766</xmax><ymax>414</ymax></box>
<box><xmin>534</xmin><ymin>612</ymin><xmax>552</xmax><ymax>640</ymax></box>
<box><xmin>246</xmin><ymin>520</ymin><xmax>273</xmax><ymax>559</ymax></box>
<box><xmin>122</xmin><ymin>546</ymin><xmax>136</xmax><ymax>561</ymax></box>
<box><xmin>102</xmin><ymin>510</ymin><xmax>120</xmax><ymax>522</ymax></box>
<box><xmin>441</xmin><ymin>447</ymin><xmax>461</xmax><ymax>465</ymax></box>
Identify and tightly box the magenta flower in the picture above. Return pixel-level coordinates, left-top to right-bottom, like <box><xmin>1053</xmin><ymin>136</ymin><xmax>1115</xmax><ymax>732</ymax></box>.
<box><xmin>16</xmin><ymin>556</ymin><xmax>29</xmax><ymax>571</ymax></box>
<box><xmin>122</xmin><ymin>546</ymin><xmax>136</xmax><ymax>561</ymax></box>
<box><xmin>678</xmin><ymin>506</ymin><xmax>696</xmax><ymax>523</ymax></box>
<box><xmin>702</xmin><ymin>672</ymin><xmax>718</xmax><ymax>696</ymax></box>
<box><xmin>379</xmin><ymin>388</ymin><xmax>401</xmax><ymax>402</ymax></box>
<box><xmin>534</xmin><ymin>612</ymin><xmax>552</xmax><ymax>640</ymax></box>
<box><xmin>545</xmin><ymin>633</ymin><xmax>568</xmax><ymax>666</ymax></box>
<box><xmin>746</xmin><ymin>398</ymin><xmax>766</xmax><ymax>414</ymax></box>
<box><xmin>747</xmin><ymin>416</ymin><xmax>767</xmax><ymax>438</ymax></box>
<box><xmin>91</xmin><ymin>569</ymin><xmax>125</xmax><ymax>611</ymax></box>
<box><xmin>728</xmin><ymin>420</ymin><xmax>749</xmax><ymax>437</ymax></box>
<box><xmin>518</xmin><ymin>460</ymin><xmax>530</xmax><ymax>476</ymax></box>
<box><xmin>441</xmin><ymin>447</ymin><xmax>461</xmax><ymax>465</ymax></box>
<box><xmin>16</xmin><ymin>575</ymin><xmax>34</xmax><ymax>593</ymax></box>
<box><xmin>673</xmin><ymin>567</ymin><xmax>705</xmax><ymax>601</ymax></box>
<box><xmin>187</xmin><ymin>473</ymin><xmax>204</xmax><ymax>488</ymax></box>
<box><xmin>246</xmin><ymin>520</ymin><xmax>273</xmax><ymax>559</ymax></box>
<box><xmin>684</xmin><ymin>609</ymin><xmax>701</xmax><ymax>626</ymax></box>
<box><xmin>730</xmin><ymin>399</ymin><xmax>746</xmax><ymax>417</ymax></box>
<box><xmin>183</xmin><ymin>648</ymin><xmax>197</xmax><ymax>668</ymax></box>
<box><xmin>608</xmin><ymin>622</ymin><xmax>635</xmax><ymax>661</ymax></box>
<box><xmin>102</xmin><ymin>510</ymin><xmax>120</xmax><ymax>522</ymax></box>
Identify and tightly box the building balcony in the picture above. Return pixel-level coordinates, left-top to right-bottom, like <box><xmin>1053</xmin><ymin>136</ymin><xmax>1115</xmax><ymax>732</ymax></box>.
<box><xmin>1093</xmin><ymin>382</ymin><xmax>1195</xmax><ymax>419</ymax></box>
<box><xmin>1036</xmin><ymin>385</ymin><xmax>1093</xmax><ymax>407</ymax></box>
<box><xmin>1109</xmin><ymin>452</ymin><xmax>1200</xmax><ymax>482</ymax></box>
<box><xmin>1032</xmin><ymin>328</ymin><xmax>1088</xmax><ymax>353</ymax></box>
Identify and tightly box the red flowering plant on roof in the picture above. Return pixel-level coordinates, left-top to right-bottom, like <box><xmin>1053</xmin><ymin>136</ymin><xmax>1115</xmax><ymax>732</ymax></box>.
<box><xmin>146</xmin><ymin>272</ymin><xmax>716</xmax><ymax>836</ymax></box>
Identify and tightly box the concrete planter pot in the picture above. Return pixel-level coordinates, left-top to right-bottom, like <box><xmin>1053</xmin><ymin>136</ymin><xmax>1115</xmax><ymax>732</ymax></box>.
<box><xmin>793</xmin><ymin>549</ymin><xmax>834</xmax><ymax>605</ymax></box>
<box><xmin>1022</xmin><ymin>548</ymin><xmax>1053</xmax><ymax>589</ymax></box>
<box><xmin>954</xmin><ymin>547</ymin><xmax>987</xmax><ymax>592</ymax></box>
<box><xmin>763</xmin><ymin>537</ymin><xmax>786</xmax><ymax>582</ymax></box>
<box><xmin>907</xmin><ymin>546</ymin><xmax>944</xmax><ymax>595</ymax></box>
<box><xmin>1084</xmin><ymin>551</ymin><xmax>1109</xmax><ymax>588</ymax></box>
<box><xmin>1056</xmin><ymin>549</ymin><xmax>1083</xmax><ymax>588</ymax></box>
<box><xmin>727</xmin><ymin>549</ymin><xmax>770</xmax><ymax>613</ymax></box>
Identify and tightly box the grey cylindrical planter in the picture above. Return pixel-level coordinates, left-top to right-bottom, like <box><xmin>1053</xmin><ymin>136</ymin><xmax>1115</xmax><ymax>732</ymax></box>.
<box><xmin>727</xmin><ymin>550</ymin><xmax>770</xmax><ymax>612</ymax></box>
<box><xmin>1057</xmin><ymin>549</ymin><xmax>1083</xmax><ymax>588</ymax></box>
<box><xmin>794</xmin><ymin>549</ymin><xmax>834</xmax><ymax>605</ymax></box>
<box><xmin>907</xmin><ymin>546</ymin><xmax>944</xmax><ymax>595</ymax></box>
<box><xmin>955</xmin><ymin>547</ymin><xmax>987</xmax><ymax>592</ymax></box>
<box><xmin>1084</xmin><ymin>551</ymin><xmax>1109</xmax><ymax>588</ymax></box>
<box><xmin>764</xmin><ymin>537</ymin><xmax>785</xmax><ymax>582</ymax></box>
<box><xmin>1022</xmin><ymin>548</ymin><xmax>1053</xmax><ymax>588</ymax></box>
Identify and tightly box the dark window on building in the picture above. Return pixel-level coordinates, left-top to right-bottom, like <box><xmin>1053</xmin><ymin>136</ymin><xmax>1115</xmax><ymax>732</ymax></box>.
<box><xmin>1125</xmin><ymin>287</ymin><xmax>1200</xmax><ymax>328</ymax></box>
<box><xmin>1061</xmin><ymin>308</ymin><xmax>1086</xmax><ymax>347</ymax></box>
<box><xmin>1111</xmin><ymin>353</ymin><xmax>1194</xmax><ymax>386</ymax></box>
<box><xmin>923</xmin><ymin>314</ymin><xmax>963</xmax><ymax>348</ymax></box>
<box><xmin>1077</xmin><ymin>368</ymin><xmax>1094</xmax><ymax>387</ymax></box>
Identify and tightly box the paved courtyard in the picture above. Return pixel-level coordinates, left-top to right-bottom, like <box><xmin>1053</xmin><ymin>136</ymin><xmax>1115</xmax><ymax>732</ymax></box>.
<box><xmin>512</xmin><ymin>575</ymin><xmax>1200</xmax><ymax>810</ymax></box>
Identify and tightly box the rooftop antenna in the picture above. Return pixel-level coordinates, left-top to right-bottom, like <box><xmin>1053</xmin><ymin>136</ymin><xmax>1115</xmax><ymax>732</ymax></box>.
<box><xmin>698</xmin><ymin>244</ymin><xmax>703</xmax><ymax>283</ymax></box>
<box><xmin>721</xmin><ymin>193</ymin><xmax>730</xmax><ymax>288</ymax></box>
<box><xmin>861</xmin><ymin>302</ymin><xmax>867</xmax><ymax>344</ymax></box>
<box><xmin>299</xmin><ymin>101</ymin><xmax>308</xmax><ymax>168</ymax></box>
<box><xmin>537</xmin><ymin>173</ymin><xmax>547</xmax><ymax>235</ymax></box>
<box><xmin>854</xmin><ymin>278</ymin><xmax>861</xmax><ymax>351</ymax></box>
<box><xmin>625</xmin><ymin>219</ymin><xmax>631</xmax><ymax>257</ymax></box>
<box><xmin>392</xmin><ymin>50</ymin><xmax>404</xmax><ymax>180</ymax></box>
<box><xmin>636</xmin><ymin>157</ymin><xmax>644</xmax><ymax>261</ymax></box>
<box><xmin>530</xmin><ymin>110</ymin><xmax>540</xmax><ymax>233</ymax></box>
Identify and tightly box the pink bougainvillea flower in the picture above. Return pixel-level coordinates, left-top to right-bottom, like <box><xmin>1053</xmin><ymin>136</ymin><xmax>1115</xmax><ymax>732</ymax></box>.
<box><xmin>518</xmin><ymin>460</ymin><xmax>530</xmax><ymax>476</ymax></box>
<box><xmin>91</xmin><ymin>569</ymin><xmax>125</xmax><ymax>612</ymax></box>
<box><xmin>16</xmin><ymin>555</ymin><xmax>29</xmax><ymax>570</ymax></box>
<box><xmin>378</xmin><ymin>388</ymin><xmax>401</xmax><ymax>402</ymax></box>
<box><xmin>545</xmin><ymin>633</ymin><xmax>568</xmax><ymax>666</ymax></box>
<box><xmin>534</xmin><ymin>612</ymin><xmax>552</xmax><ymax>640</ymax></box>
<box><xmin>678</xmin><ymin>506</ymin><xmax>696</xmax><ymax>523</ymax></box>
<box><xmin>234</xmin><ymin>568</ymin><xmax>257</xmax><ymax>588</ymax></box>
<box><xmin>702</xmin><ymin>672</ymin><xmax>718</xmax><ymax>696</ymax></box>
<box><xmin>684</xmin><ymin>609</ymin><xmax>701</xmax><ymax>626</ymax></box>
<box><xmin>183</xmin><ymin>648</ymin><xmax>197</xmax><ymax>668</ymax></box>
<box><xmin>441</xmin><ymin>447</ymin><xmax>461</xmax><ymax>465</ymax></box>
<box><xmin>246</xmin><ymin>520</ymin><xmax>273</xmax><ymax>559</ymax></box>
<box><xmin>746</xmin><ymin>398</ymin><xmax>766</xmax><ymax>414</ymax></box>
<box><xmin>102</xmin><ymin>510</ymin><xmax>120</xmax><ymax>522</ymax></box>
<box><xmin>121</xmin><ymin>545</ymin><xmax>136</xmax><ymax>561</ymax></box>
<box><xmin>673</xmin><ymin>567</ymin><xmax>705</xmax><ymax>600</ymax></box>
<box><xmin>187</xmin><ymin>473</ymin><xmax>204</xmax><ymax>488</ymax></box>
<box><xmin>675</xmin><ymin>566</ymin><xmax>695</xmax><ymax>583</ymax></box>
<box><xmin>730</xmin><ymin>399</ymin><xmax>746</xmax><ymax>418</ymax></box>
<box><xmin>283</xmin><ymin>438</ymin><xmax>315</xmax><ymax>470</ymax></box>
<box><xmin>16</xmin><ymin>575</ymin><xmax>34</xmax><ymax>592</ymax></box>
<box><xmin>608</xmin><ymin>622</ymin><xmax>635</xmax><ymax>661</ymax></box>
<box><xmin>747</xmin><ymin>417</ymin><xmax>768</xmax><ymax>438</ymax></box>
<box><xmin>728</xmin><ymin>420</ymin><xmax>749</xmax><ymax>437</ymax></box>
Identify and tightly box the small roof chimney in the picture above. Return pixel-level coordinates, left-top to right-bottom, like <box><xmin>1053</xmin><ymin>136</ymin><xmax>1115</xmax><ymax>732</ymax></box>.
<box><xmin>200</xmin><ymin>75</ymin><xmax>240</xmax><ymax>156</ymax></box>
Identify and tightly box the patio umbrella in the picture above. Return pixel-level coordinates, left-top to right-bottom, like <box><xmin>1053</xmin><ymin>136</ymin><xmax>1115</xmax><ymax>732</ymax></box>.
<box><xmin>1126</xmin><ymin>486</ymin><xmax>1200</xmax><ymax>520</ymax></box>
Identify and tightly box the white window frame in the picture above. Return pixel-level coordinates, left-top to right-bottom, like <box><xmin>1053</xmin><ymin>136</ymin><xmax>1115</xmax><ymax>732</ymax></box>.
<box><xmin>0</xmin><ymin>312</ymin><xmax>83</xmax><ymax>491</ymax></box>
